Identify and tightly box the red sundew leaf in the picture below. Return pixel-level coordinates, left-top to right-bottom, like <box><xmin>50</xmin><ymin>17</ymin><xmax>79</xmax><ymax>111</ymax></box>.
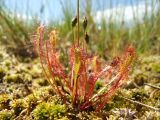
<box><xmin>72</xmin><ymin>62</ymin><xmax>81</xmax><ymax>104</ymax></box>
<box><xmin>69</xmin><ymin>44</ymin><xmax>90</xmax><ymax>66</ymax></box>
<box><xmin>68</xmin><ymin>44</ymin><xmax>77</xmax><ymax>66</ymax></box>
<box><xmin>110</xmin><ymin>57</ymin><xmax>120</xmax><ymax>67</ymax></box>
<box><xmin>119</xmin><ymin>50</ymin><xmax>135</xmax><ymax>75</ymax></box>
<box><xmin>45</xmin><ymin>40</ymin><xmax>65</xmax><ymax>97</ymax></box>
<box><xmin>76</xmin><ymin>61</ymin><xmax>88</xmax><ymax>99</ymax></box>
<box><xmin>95</xmin><ymin>83</ymin><xmax>121</xmax><ymax>111</ymax></box>
<box><xmin>70</xmin><ymin>63</ymin><xmax>74</xmax><ymax>89</ymax></box>
<box><xmin>94</xmin><ymin>78</ymin><xmax>122</xmax><ymax>111</ymax></box>
<box><xmin>84</xmin><ymin>73</ymin><xmax>98</xmax><ymax>102</ymax></box>
<box><xmin>84</xmin><ymin>65</ymin><xmax>113</xmax><ymax>103</ymax></box>
<box><xmin>34</xmin><ymin>26</ymin><xmax>63</xmax><ymax>96</ymax></box>
<box><xmin>36</xmin><ymin>26</ymin><xmax>70</xmax><ymax>99</ymax></box>
<box><xmin>91</xmin><ymin>74</ymin><xmax>121</xmax><ymax>99</ymax></box>
<box><xmin>73</xmin><ymin>47</ymin><xmax>89</xmax><ymax>104</ymax></box>
<box><xmin>94</xmin><ymin>47</ymin><xmax>135</xmax><ymax>111</ymax></box>
<box><xmin>92</xmin><ymin>56</ymin><xmax>102</xmax><ymax>73</ymax></box>
<box><xmin>126</xmin><ymin>45</ymin><xmax>135</xmax><ymax>56</ymax></box>
<box><xmin>47</xmin><ymin>40</ymin><xmax>68</xmax><ymax>80</ymax></box>
<box><xmin>97</xmin><ymin>65</ymin><xmax>113</xmax><ymax>78</ymax></box>
<box><xmin>46</xmin><ymin>40</ymin><xmax>71</xmax><ymax>93</ymax></box>
<box><xmin>69</xmin><ymin>44</ymin><xmax>92</xmax><ymax>104</ymax></box>
<box><xmin>80</xmin><ymin>101</ymin><xmax>92</xmax><ymax>110</ymax></box>
<box><xmin>104</xmin><ymin>69</ymin><xmax>113</xmax><ymax>83</ymax></box>
<box><xmin>82</xmin><ymin>46</ymin><xmax>135</xmax><ymax>111</ymax></box>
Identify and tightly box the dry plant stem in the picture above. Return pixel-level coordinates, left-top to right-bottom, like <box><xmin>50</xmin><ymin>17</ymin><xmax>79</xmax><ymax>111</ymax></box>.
<box><xmin>77</xmin><ymin>0</ymin><xmax>80</xmax><ymax>46</ymax></box>
<box><xmin>144</xmin><ymin>83</ymin><xmax>160</xmax><ymax>90</ymax></box>
<box><xmin>121</xmin><ymin>96</ymin><xmax>160</xmax><ymax>112</ymax></box>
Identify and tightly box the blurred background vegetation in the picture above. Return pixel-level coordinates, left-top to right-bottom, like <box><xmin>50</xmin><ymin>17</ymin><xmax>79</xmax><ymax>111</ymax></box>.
<box><xmin>0</xmin><ymin>0</ymin><xmax>160</xmax><ymax>59</ymax></box>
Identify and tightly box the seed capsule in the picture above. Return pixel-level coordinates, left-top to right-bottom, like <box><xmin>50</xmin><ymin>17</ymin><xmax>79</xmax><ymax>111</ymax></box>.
<box><xmin>83</xmin><ymin>16</ymin><xmax>88</xmax><ymax>30</ymax></box>
<box><xmin>85</xmin><ymin>32</ymin><xmax>89</xmax><ymax>44</ymax></box>
<box><xmin>72</xmin><ymin>16</ymin><xmax>77</xmax><ymax>28</ymax></box>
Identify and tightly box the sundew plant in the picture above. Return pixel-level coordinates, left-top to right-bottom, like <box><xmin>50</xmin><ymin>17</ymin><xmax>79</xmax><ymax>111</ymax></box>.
<box><xmin>34</xmin><ymin>0</ymin><xmax>135</xmax><ymax>111</ymax></box>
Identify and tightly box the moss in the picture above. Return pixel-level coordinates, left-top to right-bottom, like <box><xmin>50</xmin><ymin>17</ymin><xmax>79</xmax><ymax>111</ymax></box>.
<box><xmin>47</xmin><ymin>96</ymin><xmax>63</xmax><ymax>104</ymax></box>
<box><xmin>25</xmin><ymin>94</ymin><xmax>38</xmax><ymax>111</ymax></box>
<box><xmin>4</xmin><ymin>74</ymin><xmax>23</xmax><ymax>83</ymax></box>
<box><xmin>10</xmin><ymin>99</ymin><xmax>26</xmax><ymax>116</ymax></box>
<box><xmin>32</xmin><ymin>86</ymin><xmax>55</xmax><ymax>102</ymax></box>
<box><xmin>104</xmin><ymin>95</ymin><xmax>125</xmax><ymax>111</ymax></box>
<box><xmin>148</xmin><ymin>89</ymin><xmax>160</xmax><ymax>101</ymax></box>
<box><xmin>0</xmin><ymin>94</ymin><xmax>11</xmax><ymax>110</ymax></box>
<box><xmin>23</xmin><ymin>73</ymin><xmax>32</xmax><ymax>83</ymax></box>
<box><xmin>104</xmin><ymin>103</ymin><xmax>114</xmax><ymax>111</ymax></box>
<box><xmin>134</xmin><ymin>73</ymin><xmax>148</xmax><ymax>86</ymax></box>
<box><xmin>0</xmin><ymin>110</ymin><xmax>14</xmax><ymax>120</ymax></box>
<box><xmin>33</xmin><ymin>102</ymin><xmax>67</xmax><ymax>120</ymax></box>
<box><xmin>112</xmin><ymin>95</ymin><xmax>125</xmax><ymax>108</ymax></box>
<box><xmin>7</xmin><ymin>86</ymin><xmax>14</xmax><ymax>93</ymax></box>
<box><xmin>152</xmin><ymin>63</ymin><xmax>160</xmax><ymax>73</ymax></box>
<box><xmin>0</xmin><ymin>67</ymin><xmax>6</xmax><ymax>82</ymax></box>
<box><xmin>0</xmin><ymin>52</ymin><xmax>3</xmax><ymax>59</ymax></box>
<box><xmin>142</xmin><ymin>111</ymin><xmax>160</xmax><ymax>120</ymax></box>
<box><xmin>88</xmin><ymin>112</ymin><xmax>109</xmax><ymax>120</ymax></box>
<box><xmin>140</xmin><ymin>56</ymin><xmax>160</xmax><ymax>73</ymax></box>
<box><xmin>132</xmin><ymin>90</ymin><xmax>149</xmax><ymax>102</ymax></box>
<box><xmin>95</xmin><ymin>80</ymin><xmax>103</xmax><ymax>91</ymax></box>
<box><xmin>4</xmin><ymin>60</ymin><xmax>11</xmax><ymax>68</ymax></box>
<box><xmin>36</xmin><ymin>79</ymin><xmax>49</xmax><ymax>86</ymax></box>
<box><xmin>57</xmin><ymin>116</ymin><xmax>69</xmax><ymax>120</ymax></box>
<box><xmin>108</xmin><ymin>115</ymin><xmax>118</xmax><ymax>120</ymax></box>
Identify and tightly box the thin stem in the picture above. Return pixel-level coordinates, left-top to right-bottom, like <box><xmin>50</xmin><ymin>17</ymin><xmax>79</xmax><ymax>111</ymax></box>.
<box><xmin>121</xmin><ymin>96</ymin><xmax>160</xmax><ymax>112</ymax></box>
<box><xmin>77</xmin><ymin>0</ymin><xmax>80</xmax><ymax>46</ymax></box>
<box><xmin>144</xmin><ymin>83</ymin><xmax>160</xmax><ymax>90</ymax></box>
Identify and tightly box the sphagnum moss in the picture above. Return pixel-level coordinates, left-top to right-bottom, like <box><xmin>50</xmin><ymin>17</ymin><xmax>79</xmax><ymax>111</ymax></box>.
<box><xmin>0</xmin><ymin>110</ymin><xmax>14</xmax><ymax>120</ymax></box>
<box><xmin>10</xmin><ymin>99</ymin><xmax>26</xmax><ymax>116</ymax></box>
<box><xmin>0</xmin><ymin>67</ymin><xmax>6</xmax><ymax>82</ymax></box>
<box><xmin>4</xmin><ymin>74</ymin><xmax>23</xmax><ymax>83</ymax></box>
<box><xmin>0</xmin><ymin>94</ymin><xmax>11</xmax><ymax>110</ymax></box>
<box><xmin>32</xmin><ymin>102</ymin><xmax>67</xmax><ymax>120</ymax></box>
